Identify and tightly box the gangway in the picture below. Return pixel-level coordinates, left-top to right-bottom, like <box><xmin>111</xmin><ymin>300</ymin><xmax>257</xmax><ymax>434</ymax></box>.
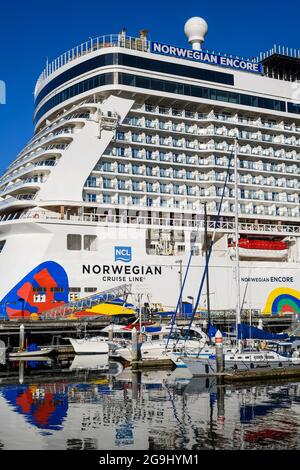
<box><xmin>287</xmin><ymin>318</ymin><xmax>300</xmax><ymax>337</ymax></box>
<box><xmin>40</xmin><ymin>283</ymin><xmax>133</xmax><ymax>320</ymax></box>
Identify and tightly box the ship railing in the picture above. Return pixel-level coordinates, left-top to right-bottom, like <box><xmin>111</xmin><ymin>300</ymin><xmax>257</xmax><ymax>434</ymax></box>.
<box><xmin>16</xmin><ymin>128</ymin><xmax>74</xmax><ymax>162</ymax></box>
<box><xmin>0</xmin><ymin>161</ymin><xmax>56</xmax><ymax>188</ymax></box>
<box><xmin>122</xmin><ymin>120</ymin><xmax>300</xmax><ymax>146</ymax></box>
<box><xmin>13</xmin><ymin>101</ymin><xmax>95</xmax><ymax>160</ymax></box>
<box><xmin>114</xmin><ymin>135</ymin><xmax>300</xmax><ymax>162</ymax></box>
<box><xmin>137</xmin><ymin>107</ymin><xmax>300</xmax><ymax>135</ymax></box>
<box><xmin>35</xmin><ymin>34</ymin><xmax>150</xmax><ymax>95</ymax></box>
<box><xmin>7</xmin><ymin>144</ymin><xmax>69</xmax><ymax>175</ymax></box>
<box><xmin>3</xmin><ymin>210</ymin><xmax>300</xmax><ymax>234</ymax></box>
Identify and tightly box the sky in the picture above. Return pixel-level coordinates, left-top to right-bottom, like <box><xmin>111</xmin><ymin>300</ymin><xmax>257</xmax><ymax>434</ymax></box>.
<box><xmin>0</xmin><ymin>0</ymin><xmax>300</xmax><ymax>173</ymax></box>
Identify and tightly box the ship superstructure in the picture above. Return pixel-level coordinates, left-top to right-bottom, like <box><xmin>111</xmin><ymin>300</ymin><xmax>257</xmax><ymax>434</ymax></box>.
<box><xmin>1</xmin><ymin>17</ymin><xmax>300</xmax><ymax>319</ymax></box>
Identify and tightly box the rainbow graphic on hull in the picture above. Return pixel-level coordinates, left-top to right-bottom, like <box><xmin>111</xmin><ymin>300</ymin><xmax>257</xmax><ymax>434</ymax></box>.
<box><xmin>0</xmin><ymin>261</ymin><xmax>69</xmax><ymax>320</ymax></box>
<box><xmin>263</xmin><ymin>288</ymin><xmax>300</xmax><ymax>315</ymax></box>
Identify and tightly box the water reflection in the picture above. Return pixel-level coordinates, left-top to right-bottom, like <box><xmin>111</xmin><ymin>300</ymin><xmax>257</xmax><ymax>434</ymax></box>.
<box><xmin>0</xmin><ymin>358</ymin><xmax>300</xmax><ymax>450</ymax></box>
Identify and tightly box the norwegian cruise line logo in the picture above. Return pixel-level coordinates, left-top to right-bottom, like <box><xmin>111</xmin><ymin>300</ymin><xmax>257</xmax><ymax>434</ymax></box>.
<box><xmin>115</xmin><ymin>246</ymin><xmax>132</xmax><ymax>263</ymax></box>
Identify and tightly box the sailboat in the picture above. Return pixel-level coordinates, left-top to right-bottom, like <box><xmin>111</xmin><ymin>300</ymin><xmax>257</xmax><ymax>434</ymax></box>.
<box><xmin>114</xmin><ymin>323</ymin><xmax>209</xmax><ymax>364</ymax></box>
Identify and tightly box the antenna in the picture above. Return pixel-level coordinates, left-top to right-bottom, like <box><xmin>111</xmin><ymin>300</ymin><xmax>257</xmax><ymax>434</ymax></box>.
<box><xmin>184</xmin><ymin>17</ymin><xmax>208</xmax><ymax>50</ymax></box>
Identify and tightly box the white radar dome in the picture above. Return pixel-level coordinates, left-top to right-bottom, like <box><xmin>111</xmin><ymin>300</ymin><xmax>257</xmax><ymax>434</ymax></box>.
<box><xmin>184</xmin><ymin>17</ymin><xmax>208</xmax><ymax>50</ymax></box>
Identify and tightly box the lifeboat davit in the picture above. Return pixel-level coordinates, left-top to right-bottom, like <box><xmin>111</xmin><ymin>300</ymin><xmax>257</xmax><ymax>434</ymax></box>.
<box><xmin>228</xmin><ymin>238</ymin><xmax>288</xmax><ymax>259</ymax></box>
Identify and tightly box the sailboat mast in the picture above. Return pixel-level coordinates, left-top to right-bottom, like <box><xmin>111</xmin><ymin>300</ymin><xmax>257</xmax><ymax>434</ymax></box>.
<box><xmin>204</xmin><ymin>201</ymin><xmax>211</xmax><ymax>326</ymax></box>
<box><xmin>234</xmin><ymin>137</ymin><xmax>241</xmax><ymax>349</ymax></box>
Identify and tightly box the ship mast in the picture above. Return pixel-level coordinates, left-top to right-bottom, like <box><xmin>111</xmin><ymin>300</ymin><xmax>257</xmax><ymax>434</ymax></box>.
<box><xmin>234</xmin><ymin>137</ymin><xmax>242</xmax><ymax>351</ymax></box>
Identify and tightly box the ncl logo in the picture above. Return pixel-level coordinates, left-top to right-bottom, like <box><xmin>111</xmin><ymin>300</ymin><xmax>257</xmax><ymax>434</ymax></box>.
<box><xmin>115</xmin><ymin>246</ymin><xmax>132</xmax><ymax>263</ymax></box>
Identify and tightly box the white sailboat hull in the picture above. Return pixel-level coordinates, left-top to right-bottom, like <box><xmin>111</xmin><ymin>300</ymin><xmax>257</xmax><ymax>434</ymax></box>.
<box><xmin>183</xmin><ymin>352</ymin><xmax>300</xmax><ymax>376</ymax></box>
<box><xmin>68</xmin><ymin>337</ymin><xmax>109</xmax><ymax>355</ymax></box>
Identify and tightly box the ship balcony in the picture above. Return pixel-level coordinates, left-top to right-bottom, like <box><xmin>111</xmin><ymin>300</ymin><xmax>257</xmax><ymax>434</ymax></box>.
<box><xmin>136</xmin><ymin>106</ymin><xmax>300</xmax><ymax>136</ymax></box>
<box><xmin>26</xmin><ymin>114</ymin><xmax>89</xmax><ymax>149</ymax></box>
<box><xmin>7</xmin><ymin>145</ymin><xmax>68</xmax><ymax>174</ymax></box>
<box><xmin>122</xmin><ymin>120</ymin><xmax>300</xmax><ymax>149</ymax></box>
<box><xmin>105</xmin><ymin>149</ymin><xmax>300</xmax><ymax>177</ymax></box>
<box><xmin>86</xmin><ymin>182</ymin><xmax>298</xmax><ymax>204</ymax></box>
<box><xmin>16</xmin><ymin>129</ymin><xmax>74</xmax><ymax>161</ymax></box>
<box><xmin>0</xmin><ymin>178</ymin><xmax>45</xmax><ymax>198</ymax></box>
<box><xmin>90</xmin><ymin>163</ymin><xmax>300</xmax><ymax>192</ymax></box>
<box><xmin>34</xmin><ymin>99</ymin><xmax>95</xmax><ymax>136</ymax></box>
<box><xmin>198</xmin><ymin>176</ymin><xmax>300</xmax><ymax>194</ymax></box>
<box><xmin>114</xmin><ymin>137</ymin><xmax>300</xmax><ymax>165</ymax></box>
<box><xmin>0</xmin><ymin>193</ymin><xmax>36</xmax><ymax>212</ymax></box>
<box><xmin>0</xmin><ymin>160</ymin><xmax>56</xmax><ymax>187</ymax></box>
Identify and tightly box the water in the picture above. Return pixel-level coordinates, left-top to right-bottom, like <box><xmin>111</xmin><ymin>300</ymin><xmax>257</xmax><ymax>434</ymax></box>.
<box><xmin>0</xmin><ymin>356</ymin><xmax>300</xmax><ymax>450</ymax></box>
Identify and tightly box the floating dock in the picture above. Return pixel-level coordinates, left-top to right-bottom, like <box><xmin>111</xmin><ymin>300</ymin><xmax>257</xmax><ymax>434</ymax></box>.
<box><xmin>223</xmin><ymin>365</ymin><xmax>300</xmax><ymax>383</ymax></box>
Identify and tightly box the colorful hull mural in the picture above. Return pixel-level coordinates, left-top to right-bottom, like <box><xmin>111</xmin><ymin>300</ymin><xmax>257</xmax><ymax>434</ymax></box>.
<box><xmin>1</xmin><ymin>257</ymin><xmax>299</xmax><ymax>320</ymax></box>
<box><xmin>0</xmin><ymin>261</ymin><xmax>69</xmax><ymax>320</ymax></box>
<box><xmin>263</xmin><ymin>288</ymin><xmax>300</xmax><ymax>315</ymax></box>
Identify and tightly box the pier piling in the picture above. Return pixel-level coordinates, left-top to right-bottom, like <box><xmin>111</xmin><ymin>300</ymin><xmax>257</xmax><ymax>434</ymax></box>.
<box><xmin>215</xmin><ymin>330</ymin><xmax>224</xmax><ymax>376</ymax></box>
<box><xmin>19</xmin><ymin>324</ymin><xmax>25</xmax><ymax>352</ymax></box>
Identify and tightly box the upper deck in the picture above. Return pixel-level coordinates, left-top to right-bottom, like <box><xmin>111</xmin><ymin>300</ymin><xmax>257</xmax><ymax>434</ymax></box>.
<box><xmin>34</xmin><ymin>33</ymin><xmax>259</xmax><ymax>97</ymax></box>
<box><xmin>35</xmin><ymin>33</ymin><xmax>300</xmax><ymax>98</ymax></box>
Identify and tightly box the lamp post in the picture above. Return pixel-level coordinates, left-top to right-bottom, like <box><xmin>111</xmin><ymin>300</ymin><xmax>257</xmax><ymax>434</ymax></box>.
<box><xmin>175</xmin><ymin>260</ymin><xmax>183</xmax><ymax>317</ymax></box>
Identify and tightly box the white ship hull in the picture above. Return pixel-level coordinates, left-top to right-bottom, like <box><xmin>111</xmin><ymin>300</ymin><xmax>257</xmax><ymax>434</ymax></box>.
<box><xmin>0</xmin><ymin>219</ymin><xmax>300</xmax><ymax>319</ymax></box>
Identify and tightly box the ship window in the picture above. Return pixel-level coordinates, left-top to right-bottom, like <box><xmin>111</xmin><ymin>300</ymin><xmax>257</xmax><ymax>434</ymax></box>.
<box><xmin>0</xmin><ymin>240</ymin><xmax>6</xmax><ymax>253</ymax></box>
<box><xmin>67</xmin><ymin>234</ymin><xmax>82</xmax><ymax>250</ymax></box>
<box><xmin>33</xmin><ymin>287</ymin><xmax>46</xmax><ymax>292</ymax></box>
<box><xmin>84</xmin><ymin>287</ymin><xmax>97</xmax><ymax>293</ymax></box>
<box><xmin>69</xmin><ymin>287</ymin><xmax>81</xmax><ymax>292</ymax></box>
<box><xmin>50</xmin><ymin>287</ymin><xmax>64</xmax><ymax>292</ymax></box>
<box><xmin>103</xmin><ymin>194</ymin><xmax>112</xmax><ymax>204</ymax></box>
<box><xmin>84</xmin><ymin>235</ymin><xmax>97</xmax><ymax>251</ymax></box>
<box><xmin>118</xmin><ymin>73</ymin><xmax>287</xmax><ymax>114</ymax></box>
<box><xmin>35</xmin><ymin>53</ymin><xmax>233</xmax><ymax>110</ymax></box>
<box><xmin>69</xmin><ymin>293</ymin><xmax>80</xmax><ymax>301</ymax></box>
<box><xmin>86</xmin><ymin>193</ymin><xmax>96</xmax><ymax>203</ymax></box>
<box><xmin>34</xmin><ymin>294</ymin><xmax>46</xmax><ymax>303</ymax></box>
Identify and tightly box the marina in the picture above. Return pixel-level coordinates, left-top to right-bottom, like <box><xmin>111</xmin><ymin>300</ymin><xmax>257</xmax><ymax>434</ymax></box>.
<box><xmin>1</xmin><ymin>5</ymin><xmax>300</xmax><ymax>452</ymax></box>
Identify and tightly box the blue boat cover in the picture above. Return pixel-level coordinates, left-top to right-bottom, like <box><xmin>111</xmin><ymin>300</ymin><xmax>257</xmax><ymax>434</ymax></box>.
<box><xmin>144</xmin><ymin>326</ymin><xmax>161</xmax><ymax>333</ymax></box>
<box><xmin>237</xmin><ymin>323</ymin><xmax>289</xmax><ymax>341</ymax></box>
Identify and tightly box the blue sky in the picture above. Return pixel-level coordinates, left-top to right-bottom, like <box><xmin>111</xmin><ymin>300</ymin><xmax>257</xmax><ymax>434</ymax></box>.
<box><xmin>0</xmin><ymin>0</ymin><xmax>299</xmax><ymax>173</ymax></box>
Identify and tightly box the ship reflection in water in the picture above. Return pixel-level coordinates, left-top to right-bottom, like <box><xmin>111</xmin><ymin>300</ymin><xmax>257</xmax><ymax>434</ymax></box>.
<box><xmin>0</xmin><ymin>356</ymin><xmax>300</xmax><ymax>450</ymax></box>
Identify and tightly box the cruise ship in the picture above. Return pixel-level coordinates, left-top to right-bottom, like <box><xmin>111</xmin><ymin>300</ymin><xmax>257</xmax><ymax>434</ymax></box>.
<box><xmin>1</xmin><ymin>17</ymin><xmax>300</xmax><ymax>319</ymax></box>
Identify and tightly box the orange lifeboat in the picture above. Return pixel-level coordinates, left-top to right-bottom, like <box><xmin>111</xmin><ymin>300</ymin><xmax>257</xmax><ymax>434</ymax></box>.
<box><xmin>228</xmin><ymin>238</ymin><xmax>288</xmax><ymax>259</ymax></box>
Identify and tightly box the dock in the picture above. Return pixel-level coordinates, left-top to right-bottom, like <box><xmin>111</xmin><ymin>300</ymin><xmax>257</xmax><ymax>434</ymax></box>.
<box><xmin>0</xmin><ymin>318</ymin><xmax>111</xmax><ymax>348</ymax></box>
<box><xmin>223</xmin><ymin>365</ymin><xmax>300</xmax><ymax>383</ymax></box>
<box><xmin>0</xmin><ymin>311</ymin><xmax>294</xmax><ymax>349</ymax></box>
